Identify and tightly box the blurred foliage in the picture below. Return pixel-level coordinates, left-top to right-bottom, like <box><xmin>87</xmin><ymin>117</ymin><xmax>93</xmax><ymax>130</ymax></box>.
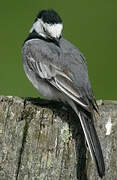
<box><xmin>0</xmin><ymin>0</ymin><xmax>116</xmax><ymax>100</ymax></box>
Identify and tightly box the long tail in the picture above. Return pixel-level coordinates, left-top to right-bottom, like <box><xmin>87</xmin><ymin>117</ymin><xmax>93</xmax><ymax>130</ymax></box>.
<box><xmin>70</xmin><ymin>102</ymin><xmax>105</xmax><ymax>178</ymax></box>
<box><xmin>79</xmin><ymin>111</ymin><xmax>105</xmax><ymax>177</ymax></box>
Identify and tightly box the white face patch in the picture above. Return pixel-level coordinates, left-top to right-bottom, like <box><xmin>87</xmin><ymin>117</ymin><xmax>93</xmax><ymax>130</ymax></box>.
<box><xmin>30</xmin><ymin>19</ymin><xmax>46</xmax><ymax>37</ymax></box>
<box><xmin>44</xmin><ymin>23</ymin><xmax>63</xmax><ymax>38</ymax></box>
<box><xmin>30</xmin><ymin>19</ymin><xmax>63</xmax><ymax>39</ymax></box>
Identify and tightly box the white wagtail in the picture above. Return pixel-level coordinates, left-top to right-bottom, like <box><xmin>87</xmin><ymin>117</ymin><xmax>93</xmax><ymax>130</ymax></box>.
<box><xmin>22</xmin><ymin>9</ymin><xmax>105</xmax><ymax>178</ymax></box>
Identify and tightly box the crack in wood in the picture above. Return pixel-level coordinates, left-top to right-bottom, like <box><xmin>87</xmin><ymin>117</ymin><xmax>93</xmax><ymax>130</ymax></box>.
<box><xmin>15</xmin><ymin>99</ymin><xmax>31</xmax><ymax>180</ymax></box>
<box><xmin>59</xmin><ymin>142</ymin><xmax>66</xmax><ymax>180</ymax></box>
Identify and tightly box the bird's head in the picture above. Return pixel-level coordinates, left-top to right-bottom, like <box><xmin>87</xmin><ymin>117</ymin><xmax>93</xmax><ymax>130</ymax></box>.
<box><xmin>30</xmin><ymin>9</ymin><xmax>63</xmax><ymax>44</ymax></box>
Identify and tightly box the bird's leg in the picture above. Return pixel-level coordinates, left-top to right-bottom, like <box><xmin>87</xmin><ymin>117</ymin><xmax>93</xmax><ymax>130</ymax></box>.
<box><xmin>24</xmin><ymin>97</ymin><xmax>63</xmax><ymax>108</ymax></box>
<box><xmin>24</xmin><ymin>97</ymin><xmax>70</xmax><ymax>111</ymax></box>
<box><xmin>24</xmin><ymin>97</ymin><xmax>53</xmax><ymax>105</ymax></box>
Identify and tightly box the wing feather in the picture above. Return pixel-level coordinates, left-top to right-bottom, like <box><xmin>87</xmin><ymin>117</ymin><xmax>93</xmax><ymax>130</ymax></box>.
<box><xmin>49</xmin><ymin>75</ymin><xmax>90</xmax><ymax>111</ymax></box>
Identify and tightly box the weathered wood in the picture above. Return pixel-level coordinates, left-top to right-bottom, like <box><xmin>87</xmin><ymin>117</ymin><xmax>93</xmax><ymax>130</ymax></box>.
<box><xmin>0</xmin><ymin>96</ymin><xmax>117</xmax><ymax>180</ymax></box>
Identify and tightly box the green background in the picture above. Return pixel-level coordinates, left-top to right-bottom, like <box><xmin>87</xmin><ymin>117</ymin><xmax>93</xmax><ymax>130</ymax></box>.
<box><xmin>0</xmin><ymin>1</ymin><xmax>116</xmax><ymax>100</ymax></box>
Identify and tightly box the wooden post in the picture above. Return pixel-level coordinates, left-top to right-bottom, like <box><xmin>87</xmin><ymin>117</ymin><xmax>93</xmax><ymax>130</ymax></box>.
<box><xmin>0</xmin><ymin>96</ymin><xmax>117</xmax><ymax>180</ymax></box>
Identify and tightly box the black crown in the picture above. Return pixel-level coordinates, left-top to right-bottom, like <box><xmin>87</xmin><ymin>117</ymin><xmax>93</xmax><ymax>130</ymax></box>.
<box><xmin>36</xmin><ymin>9</ymin><xmax>62</xmax><ymax>24</ymax></box>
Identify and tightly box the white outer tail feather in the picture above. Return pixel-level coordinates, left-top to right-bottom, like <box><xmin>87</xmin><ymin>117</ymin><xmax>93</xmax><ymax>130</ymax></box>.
<box><xmin>78</xmin><ymin>112</ymin><xmax>94</xmax><ymax>160</ymax></box>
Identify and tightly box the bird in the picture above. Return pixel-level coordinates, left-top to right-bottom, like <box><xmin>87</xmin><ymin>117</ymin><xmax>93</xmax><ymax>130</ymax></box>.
<box><xmin>22</xmin><ymin>9</ymin><xmax>105</xmax><ymax>178</ymax></box>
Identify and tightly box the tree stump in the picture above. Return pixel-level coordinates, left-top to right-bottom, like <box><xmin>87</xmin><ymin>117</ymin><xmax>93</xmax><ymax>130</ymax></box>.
<box><xmin>0</xmin><ymin>96</ymin><xmax>117</xmax><ymax>180</ymax></box>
